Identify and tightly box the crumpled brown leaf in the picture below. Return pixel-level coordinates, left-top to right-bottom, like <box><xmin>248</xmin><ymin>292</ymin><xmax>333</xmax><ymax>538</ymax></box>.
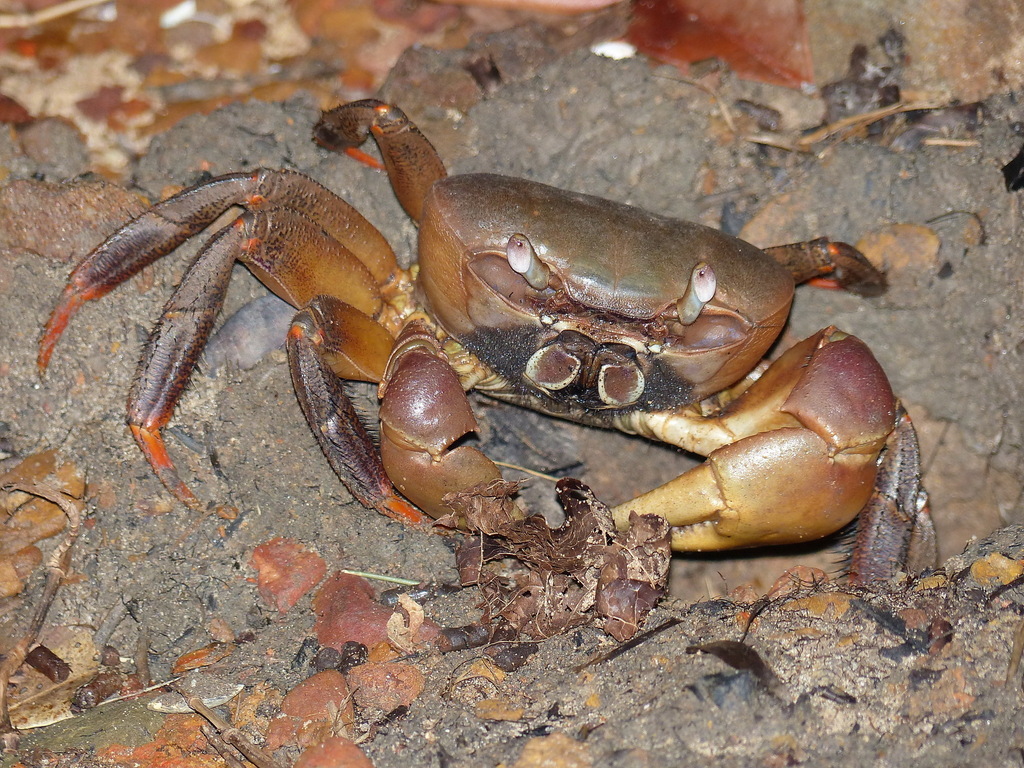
<box><xmin>441</xmin><ymin>478</ymin><xmax>670</xmax><ymax>641</ymax></box>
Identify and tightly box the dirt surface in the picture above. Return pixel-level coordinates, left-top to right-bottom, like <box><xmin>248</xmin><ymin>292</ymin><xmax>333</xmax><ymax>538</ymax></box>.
<box><xmin>4</xmin><ymin>37</ymin><xmax>1024</xmax><ymax>767</ymax></box>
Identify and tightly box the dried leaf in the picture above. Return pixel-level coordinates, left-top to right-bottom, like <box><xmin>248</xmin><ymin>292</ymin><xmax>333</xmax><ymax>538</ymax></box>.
<box><xmin>627</xmin><ymin>0</ymin><xmax>813</xmax><ymax>89</ymax></box>
<box><xmin>171</xmin><ymin>643</ymin><xmax>235</xmax><ymax>674</ymax></box>
<box><xmin>386</xmin><ymin>594</ymin><xmax>427</xmax><ymax>653</ymax></box>
<box><xmin>9</xmin><ymin>626</ymin><xmax>98</xmax><ymax>729</ymax></box>
<box><xmin>446</xmin><ymin>478</ymin><xmax>670</xmax><ymax>641</ymax></box>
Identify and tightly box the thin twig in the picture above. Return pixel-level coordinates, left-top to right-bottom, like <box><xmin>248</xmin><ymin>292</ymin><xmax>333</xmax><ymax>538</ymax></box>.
<box><xmin>200</xmin><ymin>724</ymin><xmax>250</xmax><ymax>768</ymax></box>
<box><xmin>796</xmin><ymin>100</ymin><xmax>945</xmax><ymax>150</ymax></box>
<box><xmin>665</xmin><ymin>75</ymin><xmax>738</xmax><ymax>136</ymax></box>
<box><xmin>0</xmin><ymin>0</ymin><xmax>111</xmax><ymax>28</ymax></box>
<box><xmin>175</xmin><ymin>686</ymin><xmax>285</xmax><ymax>768</ymax></box>
<box><xmin>921</xmin><ymin>138</ymin><xmax>980</xmax><ymax>148</ymax></box>
<box><xmin>0</xmin><ymin>482</ymin><xmax>82</xmax><ymax>752</ymax></box>
<box><xmin>573</xmin><ymin>617</ymin><xmax>681</xmax><ymax>672</ymax></box>
<box><xmin>93</xmin><ymin>676</ymin><xmax>181</xmax><ymax>707</ymax></box>
<box><xmin>492</xmin><ymin>461</ymin><xmax>561</xmax><ymax>483</ymax></box>
<box><xmin>340</xmin><ymin>570</ymin><xmax>419</xmax><ymax>586</ymax></box>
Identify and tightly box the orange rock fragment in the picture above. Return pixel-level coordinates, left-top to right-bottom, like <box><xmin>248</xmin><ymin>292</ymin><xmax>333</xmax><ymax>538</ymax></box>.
<box><xmin>970</xmin><ymin>552</ymin><xmax>1024</xmax><ymax>586</ymax></box>
<box><xmin>346</xmin><ymin>661</ymin><xmax>425</xmax><ymax>712</ymax></box>
<box><xmin>294</xmin><ymin>735</ymin><xmax>374</xmax><ymax>768</ymax></box>
<box><xmin>266</xmin><ymin>669</ymin><xmax>356</xmax><ymax>750</ymax></box>
<box><xmin>513</xmin><ymin>732</ymin><xmax>593</xmax><ymax>768</ymax></box>
<box><xmin>474</xmin><ymin>698</ymin><xmax>525</xmax><ymax>721</ymax></box>
<box><xmin>250</xmin><ymin>537</ymin><xmax>327</xmax><ymax>613</ymax></box>
<box><xmin>781</xmin><ymin>591</ymin><xmax>854</xmax><ymax>620</ymax></box>
<box><xmin>98</xmin><ymin>714</ymin><xmax>224</xmax><ymax>768</ymax></box>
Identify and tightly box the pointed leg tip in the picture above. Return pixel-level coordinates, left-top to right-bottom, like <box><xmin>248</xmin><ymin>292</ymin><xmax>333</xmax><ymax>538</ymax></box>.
<box><xmin>130</xmin><ymin>423</ymin><xmax>204</xmax><ymax>511</ymax></box>
<box><xmin>39</xmin><ymin>288</ymin><xmax>89</xmax><ymax>374</ymax></box>
<box><xmin>379</xmin><ymin>494</ymin><xmax>429</xmax><ymax>526</ymax></box>
<box><xmin>344</xmin><ymin>147</ymin><xmax>385</xmax><ymax>171</ymax></box>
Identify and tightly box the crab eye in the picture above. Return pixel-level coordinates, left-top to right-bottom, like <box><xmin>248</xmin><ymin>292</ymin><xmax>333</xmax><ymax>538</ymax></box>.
<box><xmin>675</xmin><ymin>262</ymin><xmax>717</xmax><ymax>325</ymax></box>
<box><xmin>506</xmin><ymin>233</ymin><xmax>551</xmax><ymax>290</ymax></box>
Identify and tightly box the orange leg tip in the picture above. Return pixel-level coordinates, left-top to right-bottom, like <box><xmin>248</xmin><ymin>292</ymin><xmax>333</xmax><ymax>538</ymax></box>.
<box><xmin>344</xmin><ymin>147</ymin><xmax>385</xmax><ymax>171</ymax></box>
<box><xmin>38</xmin><ymin>290</ymin><xmax>86</xmax><ymax>373</ymax></box>
<box><xmin>806</xmin><ymin>276</ymin><xmax>844</xmax><ymax>291</ymax></box>
<box><xmin>379</xmin><ymin>494</ymin><xmax>428</xmax><ymax>526</ymax></box>
<box><xmin>130</xmin><ymin>424</ymin><xmax>203</xmax><ymax>510</ymax></box>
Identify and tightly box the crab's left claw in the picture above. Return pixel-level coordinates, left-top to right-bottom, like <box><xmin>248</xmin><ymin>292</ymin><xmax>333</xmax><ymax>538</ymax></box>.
<box><xmin>610</xmin><ymin>328</ymin><xmax>935</xmax><ymax>582</ymax></box>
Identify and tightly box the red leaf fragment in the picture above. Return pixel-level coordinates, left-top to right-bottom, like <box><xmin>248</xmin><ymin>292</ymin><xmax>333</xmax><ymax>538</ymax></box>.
<box><xmin>250</xmin><ymin>537</ymin><xmax>327</xmax><ymax>613</ymax></box>
<box><xmin>627</xmin><ymin>0</ymin><xmax>814</xmax><ymax>89</ymax></box>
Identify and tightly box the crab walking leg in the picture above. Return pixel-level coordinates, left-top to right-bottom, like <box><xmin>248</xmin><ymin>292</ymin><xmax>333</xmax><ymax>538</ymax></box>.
<box><xmin>849</xmin><ymin>411</ymin><xmax>936</xmax><ymax>581</ymax></box>
<box><xmin>764</xmin><ymin>238</ymin><xmax>887</xmax><ymax>297</ymax></box>
<box><xmin>610</xmin><ymin>328</ymin><xmax>930</xmax><ymax>573</ymax></box>
<box><xmin>314</xmin><ymin>100</ymin><xmax>447</xmax><ymax>224</ymax></box>
<box><xmin>127</xmin><ymin>220</ymin><xmax>244</xmax><ymax>510</ymax></box>
<box><xmin>127</xmin><ymin>207</ymin><xmax>388</xmax><ymax>510</ymax></box>
<box><xmin>287</xmin><ymin>297</ymin><xmax>425</xmax><ymax>524</ymax></box>
<box><xmin>39</xmin><ymin>169</ymin><xmax>398</xmax><ymax>372</ymax></box>
<box><xmin>376</xmin><ymin>321</ymin><xmax>518</xmax><ymax>520</ymax></box>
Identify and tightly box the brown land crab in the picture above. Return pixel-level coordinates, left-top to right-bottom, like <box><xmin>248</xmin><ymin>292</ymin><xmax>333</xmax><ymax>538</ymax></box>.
<box><xmin>38</xmin><ymin>100</ymin><xmax>935</xmax><ymax>582</ymax></box>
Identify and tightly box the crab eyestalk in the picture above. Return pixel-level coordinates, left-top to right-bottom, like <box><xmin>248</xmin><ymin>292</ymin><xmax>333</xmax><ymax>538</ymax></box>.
<box><xmin>506</xmin><ymin>233</ymin><xmax>551</xmax><ymax>290</ymax></box>
<box><xmin>676</xmin><ymin>261</ymin><xmax>717</xmax><ymax>325</ymax></box>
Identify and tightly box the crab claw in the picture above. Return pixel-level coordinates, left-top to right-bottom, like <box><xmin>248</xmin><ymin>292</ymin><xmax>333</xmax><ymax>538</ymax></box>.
<box><xmin>612</xmin><ymin>329</ymin><xmax>908</xmax><ymax>558</ymax></box>
<box><xmin>377</xmin><ymin>322</ymin><xmax>521</xmax><ymax>520</ymax></box>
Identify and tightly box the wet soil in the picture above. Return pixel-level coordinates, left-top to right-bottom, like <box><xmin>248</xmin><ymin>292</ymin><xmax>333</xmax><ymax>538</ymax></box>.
<box><xmin>3</xmin><ymin>41</ymin><xmax>1024</xmax><ymax>767</ymax></box>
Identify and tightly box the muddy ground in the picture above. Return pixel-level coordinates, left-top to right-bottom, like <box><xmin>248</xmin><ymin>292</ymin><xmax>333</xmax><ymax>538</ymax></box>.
<box><xmin>4</xmin><ymin>37</ymin><xmax>1024</xmax><ymax>766</ymax></box>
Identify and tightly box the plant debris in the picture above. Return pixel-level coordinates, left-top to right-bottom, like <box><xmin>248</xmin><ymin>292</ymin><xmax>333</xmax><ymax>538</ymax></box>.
<box><xmin>441</xmin><ymin>477</ymin><xmax>671</xmax><ymax>641</ymax></box>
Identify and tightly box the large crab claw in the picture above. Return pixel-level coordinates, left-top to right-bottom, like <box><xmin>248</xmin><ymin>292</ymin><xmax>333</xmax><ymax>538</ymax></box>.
<box><xmin>610</xmin><ymin>328</ymin><xmax>935</xmax><ymax>580</ymax></box>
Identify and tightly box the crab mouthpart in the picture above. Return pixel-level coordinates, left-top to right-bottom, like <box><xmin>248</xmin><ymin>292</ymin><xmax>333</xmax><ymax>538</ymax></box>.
<box><xmin>523</xmin><ymin>330</ymin><xmax>646</xmax><ymax>408</ymax></box>
<box><xmin>525</xmin><ymin>344</ymin><xmax>582</xmax><ymax>391</ymax></box>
